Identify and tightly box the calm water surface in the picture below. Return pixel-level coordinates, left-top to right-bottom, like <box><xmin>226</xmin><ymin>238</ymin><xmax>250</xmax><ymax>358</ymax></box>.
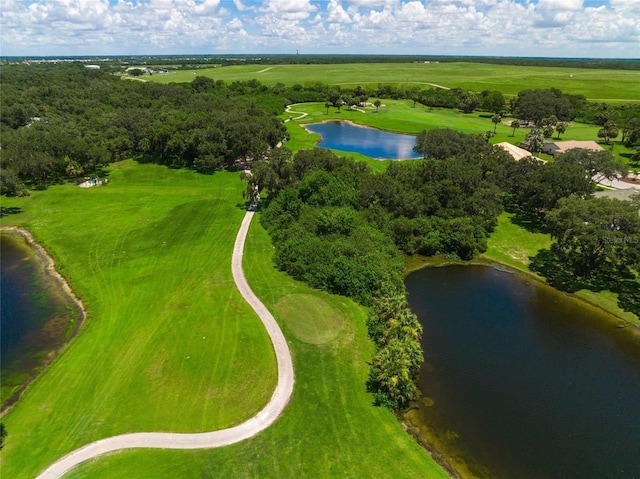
<box><xmin>304</xmin><ymin>121</ymin><xmax>421</xmax><ymax>159</ymax></box>
<box><xmin>1</xmin><ymin>233</ymin><xmax>79</xmax><ymax>407</ymax></box>
<box><xmin>406</xmin><ymin>265</ymin><xmax>640</xmax><ymax>479</ymax></box>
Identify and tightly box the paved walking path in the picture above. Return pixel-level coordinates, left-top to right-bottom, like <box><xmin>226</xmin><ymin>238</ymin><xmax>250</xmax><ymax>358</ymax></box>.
<box><xmin>284</xmin><ymin>104</ymin><xmax>308</xmax><ymax>121</ymax></box>
<box><xmin>35</xmin><ymin>208</ymin><xmax>294</xmax><ymax>479</ymax></box>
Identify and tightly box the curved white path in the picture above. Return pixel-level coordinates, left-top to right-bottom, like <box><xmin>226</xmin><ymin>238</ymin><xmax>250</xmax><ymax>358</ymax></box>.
<box><xmin>284</xmin><ymin>104</ymin><xmax>308</xmax><ymax>122</ymax></box>
<box><xmin>35</xmin><ymin>208</ymin><xmax>294</xmax><ymax>479</ymax></box>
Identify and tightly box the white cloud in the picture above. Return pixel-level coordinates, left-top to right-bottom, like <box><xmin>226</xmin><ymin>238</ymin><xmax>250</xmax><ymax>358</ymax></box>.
<box><xmin>536</xmin><ymin>0</ymin><xmax>584</xmax><ymax>9</ymax></box>
<box><xmin>0</xmin><ymin>0</ymin><xmax>637</xmax><ymax>57</ymax></box>
<box><xmin>327</xmin><ymin>0</ymin><xmax>352</xmax><ymax>23</ymax></box>
<box><xmin>194</xmin><ymin>0</ymin><xmax>221</xmax><ymax>15</ymax></box>
<box><xmin>264</xmin><ymin>0</ymin><xmax>316</xmax><ymax>19</ymax></box>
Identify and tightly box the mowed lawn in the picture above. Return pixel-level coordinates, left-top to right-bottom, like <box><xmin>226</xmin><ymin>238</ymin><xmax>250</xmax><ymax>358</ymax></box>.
<box><xmin>1</xmin><ymin>160</ymin><xmax>447</xmax><ymax>479</ymax></box>
<box><xmin>63</xmin><ymin>214</ymin><xmax>447</xmax><ymax>479</ymax></box>
<box><xmin>0</xmin><ymin>161</ymin><xmax>277</xmax><ymax>479</ymax></box>
<box><xmin>282</xmin><ymin>100</ymin><xmax>633</xmax><ymax>165</ymax></box>
<box><xmin>145</xmin><ymin>62</ymin><xmax>640</xmax><ymax>103</ymax></box>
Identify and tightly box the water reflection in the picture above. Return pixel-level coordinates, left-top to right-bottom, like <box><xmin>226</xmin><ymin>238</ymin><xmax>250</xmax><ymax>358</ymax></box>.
<box><xmin>303</xmin><ymin>121</ymin><xmax>421</xmax><ymax>159</ymax></box>
<box><xmin>405</xmin><ymin>265</ymin><xmax>640</xmax><ymax>479</ymax></box>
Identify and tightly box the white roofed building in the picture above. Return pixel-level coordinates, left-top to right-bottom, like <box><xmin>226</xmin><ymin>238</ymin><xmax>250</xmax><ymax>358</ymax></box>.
<box><xmin>496</xmin><ymin>142</ymin><xmax>545</xmax><ymax>163</ymax></box>
<box><xmin>542</xmin><ymin>140</ymin><xmax>605</xmax><ymax>156</ymax></box>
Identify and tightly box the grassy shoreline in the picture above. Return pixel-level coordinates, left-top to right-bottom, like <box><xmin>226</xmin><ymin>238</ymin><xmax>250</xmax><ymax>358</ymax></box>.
<box><xmin>281</xmin><ymin>101</ymin><xmax>636</xmax><ymax>168</ymax></box>
<box><xmin>405</xmin><ymin>212</ymin><xmax>640</xmax><ymax>330</ymax></box>
<box><xmin>0</xmin><ymin>227</ymin><xmax>86</xmax><ymax>411</ymax></box>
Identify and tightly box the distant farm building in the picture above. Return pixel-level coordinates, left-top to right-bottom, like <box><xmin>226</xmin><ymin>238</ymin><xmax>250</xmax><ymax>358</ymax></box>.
<box><xmin>542</xmin><ymin>140</ymin><xmax>604</xmax><ymax>156</ymax></box>
<box><xmin>84</xmin><ymin>65</ymin><xmax>100</xmax><ymax>70</ymax></box>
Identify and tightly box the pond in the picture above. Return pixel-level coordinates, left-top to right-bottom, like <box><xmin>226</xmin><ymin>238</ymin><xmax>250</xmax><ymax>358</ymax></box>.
<box><xmin>405</xmin><ymin>265</ymin><xmax>640</xmax><ymax>479</ymax></box>
<box><xmin>303</xmin><ymin>121</ymin><xmax>421</xmax><ymax>160</ymax></box>
<box><xmin>0</xmin><ymin>232</ymin><xmax>82</xmax><ymax>409</ymax></box>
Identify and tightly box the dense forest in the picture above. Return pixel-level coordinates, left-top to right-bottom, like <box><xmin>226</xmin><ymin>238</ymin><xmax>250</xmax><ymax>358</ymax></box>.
<box><xmin>0</xmin><ymin>65</ymin><xmax>287</xmax><ymax>195</ymax></box>
<box><xmin>2</xmin><ymin>62</ymin><xmax>639</xmax><ymax>409</ymax></box>
<box><xmin>244</xmin><ymin>139</ymin><xmax>639</xmax><ymax>408</ymax></box>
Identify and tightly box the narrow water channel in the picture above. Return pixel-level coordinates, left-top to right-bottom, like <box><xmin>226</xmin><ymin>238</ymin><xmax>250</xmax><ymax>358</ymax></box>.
<box><xmin>405</xmin><ymin>265</ymin><xmax>640</xmax><ymax>479</ymax></box>
<box><xmin>1</xmin><ymin>232</ymin><xmax>81</xmax><ymax>409</ymax></box>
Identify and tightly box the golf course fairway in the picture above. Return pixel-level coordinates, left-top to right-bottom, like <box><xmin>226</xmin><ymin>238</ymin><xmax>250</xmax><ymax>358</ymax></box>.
<box><xmin>0</xmin><ymin>160</ymin><xmax>447</xmax><ymax>479</ymax></box>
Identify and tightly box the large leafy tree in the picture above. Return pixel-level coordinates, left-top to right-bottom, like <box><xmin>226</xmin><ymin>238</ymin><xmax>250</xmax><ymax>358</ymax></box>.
<box><xmin>555</xmin><ymin>148</ymin><xmax>627</xmax><ymax>182</ymax></box>
<box><xmin>512</xmin><ymin>160</ymin><xmax>595</xmax><ymax>212</ymax></box>
<box><xmin>479</xmin><ymin>90</ymin><xmax>505</xmax><ymax>114</ymax></box>
<box><xmin>511</xmin><ymin>88</ymin><xmax>582</xmax><ymax>125</ymax></box>
<box><xmin>545</xmin><ymin>196</ymin><xmax>640</xmax><ymax>279</ymax></box>
<box><xmin>414</xmin><ymin>128</ymin><xmax>485</xmax><ymax>160</ymax></box>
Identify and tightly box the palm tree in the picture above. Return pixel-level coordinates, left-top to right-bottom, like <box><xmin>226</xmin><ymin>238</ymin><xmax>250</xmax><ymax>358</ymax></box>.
<box><xmin>598</xmin><ymin>121</ymin><xmax>619</xmax><ymax>144</ymax></box>
<box><xmin>371</xmin><ymin>340</ymin><xmax>418</xmax><ymax>409</ymax></box>
<box><xmin>324</xmin><ymin>101</ymin><xmax>331</xmax><ymax>115</ymax></box>
<box><xmin>522</xmin><ymin>128</ymin><xmax>545</xmax><ymax>153</ymax></box>
<box><xmin>374</xmin><ymin>99</ymin><xmax>382</xmax><ymax>112</ymax></box>
<box><xmin>492</xmin><ymin>114</ymin><xmax>502</xmax><ymax>133</ymax></box>
<box><xmin>555</xmin><ymin>122</ymin><xmax>568</xmax><ymax>139</ymax></box>
<box><xmin>510</xmin><ymin>119</ymin><xmax>520</xmax><ymax>137</ymax></box>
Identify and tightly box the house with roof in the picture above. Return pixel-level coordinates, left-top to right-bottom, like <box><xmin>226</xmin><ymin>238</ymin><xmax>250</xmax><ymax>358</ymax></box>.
<box><xmin>496</xmin><ymin>142</ymin><xmax>545</xmax><ymax>163</ymax></box>
<box><xmin>542</xmin><ymin>140</ymin><xmax>605</xmax><ymax>156</ymax></box>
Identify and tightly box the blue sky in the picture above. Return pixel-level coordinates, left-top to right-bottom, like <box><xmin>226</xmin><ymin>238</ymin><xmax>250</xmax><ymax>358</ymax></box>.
<box><xmin>1</xmin><ymin>0</ymin><xmax>639</xmax><ymax>57</ymax></box>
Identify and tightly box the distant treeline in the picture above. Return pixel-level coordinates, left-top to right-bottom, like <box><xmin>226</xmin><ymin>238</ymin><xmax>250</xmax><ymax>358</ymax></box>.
<box><xmin>3</xmin><ymin>55</ymin><xmax>639</xmax><ymax>70</ymax></box>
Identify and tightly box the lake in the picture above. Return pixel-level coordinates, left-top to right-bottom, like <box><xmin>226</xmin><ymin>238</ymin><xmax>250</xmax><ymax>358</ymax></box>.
<box><xmin>405</xmin><ymin>265</ymin><xmax>640</xmax><ymax>479</ymax></box>
<box><xmin>0</xmin><ymin>232</ymin><xmax>81</xmax><ymax>409</ymax></box>
<box><xmin>303</xmin><ymin>121</ymin><xmax>421</xmax><ymax>159</ymax></box>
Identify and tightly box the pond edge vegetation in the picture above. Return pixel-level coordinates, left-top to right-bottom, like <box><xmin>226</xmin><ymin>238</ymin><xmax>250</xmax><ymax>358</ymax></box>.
<box><xmin>0</xmin><ymin>226</ymin><xmax>86</xmax><ymax>412</ymax></box>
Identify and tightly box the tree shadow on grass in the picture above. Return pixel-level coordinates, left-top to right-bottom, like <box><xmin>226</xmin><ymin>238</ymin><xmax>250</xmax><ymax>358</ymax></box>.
<box><xmin>505</xmin><ymin>203</ymin><xmax>549</xmax><ymax>234</ymax></box>
<box><xmin>531</xmin><ymin>247</ymin><xmax>640</xmax><ymax>316</ymax></box>
<box><xmin>0</xmin><ymin>206</ymin><xmax>22</xmax><ymax>217</ymax></box>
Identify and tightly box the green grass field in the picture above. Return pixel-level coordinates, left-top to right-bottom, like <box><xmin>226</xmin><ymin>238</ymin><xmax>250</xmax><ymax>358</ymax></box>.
<box><xmin>0</xmin><ymin>160</ymin><xmax>446</xmax><ymax>478</ymax></box>
<box><xmin>63</xmin><ymin>215</ymin><xmax>447</xmax><ymax>479</ymax></box>
<box><xmin>282</xmin><ymin>100</ymin><xmax>635</xmax><ymax>168</ymax></box>
<box><xmin>144</xmin><ymin>62</ymin><xmax>640</xmax><ymax>103</ymax></box>
<box><xmin>0</xmin><ymin>162</ymin><xmax>277</xmax><ymax>478</ymax></box>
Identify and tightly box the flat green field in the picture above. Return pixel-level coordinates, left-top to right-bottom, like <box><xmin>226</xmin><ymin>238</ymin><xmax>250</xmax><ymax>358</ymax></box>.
<box><xmin>0</xmin><ymin>160</ymin><xmax>446</xmax><ymax>478</ymax></box>
<box><xmin>0</xmin><ymin>162</ymin><xmax>276</xmax><ymax>478</ymax></box>
<box><xmin>145</xmin><ymin>62</ymin><xmax>640</xmax><ymax>103</ymax></box>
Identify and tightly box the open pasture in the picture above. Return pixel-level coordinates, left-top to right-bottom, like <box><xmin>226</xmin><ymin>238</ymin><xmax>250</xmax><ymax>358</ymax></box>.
<box><xmin>146</xmin><ymin>62</ymin><xmax>640</xmax><ymax>103</ymax></box>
